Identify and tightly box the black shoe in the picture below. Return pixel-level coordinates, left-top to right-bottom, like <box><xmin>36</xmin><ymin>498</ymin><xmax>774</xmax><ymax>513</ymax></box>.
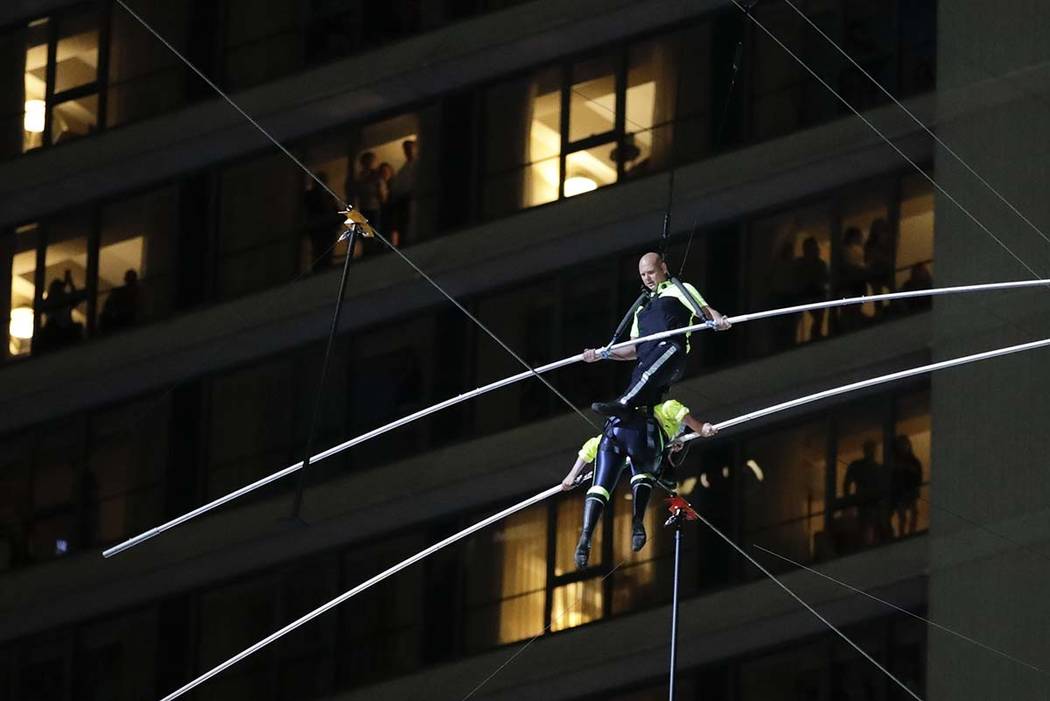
<box><xmin>591</xmin><ymin>401</ymin><xmax>635</xmax><ymax>420</ymax></box>
<box><xmin>631</xmin><ymin>519</ymin><xmax>647</xmax><ymax>552</ymax></box>
<box><xmin>575</xmin><ymin>533</ymin><xmax>592</xmax><ymax>569</ymax></box>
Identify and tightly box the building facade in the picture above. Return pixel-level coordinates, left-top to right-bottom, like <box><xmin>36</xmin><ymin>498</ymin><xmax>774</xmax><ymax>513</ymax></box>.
<box><xmin>0</xmin><ymin>0</ymin><xmax>1045</xmax><ymax>699</ymax></box>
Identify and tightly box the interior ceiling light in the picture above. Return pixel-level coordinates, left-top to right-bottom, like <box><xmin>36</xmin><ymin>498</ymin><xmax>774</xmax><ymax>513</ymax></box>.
<box><xmin>699</xmin><ymin>473</ymin><xmax>710</xmax><ymax>489</ymax></box>
<box><xmin>24</xmin><ymin>99</ymin><xmax>45</xmax><ymax>133</ymax></box>
<box><xmin>746</xmin><ymin>459</ymin><xmax>764</xmax><ymax>482</ymax></box>
<box><xmin>9</xmin><ymin>306</ymin><xmax>33</xmax><ymax>339</ymax></box>
<box><xmin>679</xmin><ymin>476</ymin><xmax>698</xmax><ymax>495</ymax></box>
<box><xmin>563</xmin><ymin>175</ymin><xmax>597</xmax><ymax>198</ymax></box>
<box><xmin>722</xmin><ymin>465</ymin><xmax>730</xmax><ymax>478</ymax></box>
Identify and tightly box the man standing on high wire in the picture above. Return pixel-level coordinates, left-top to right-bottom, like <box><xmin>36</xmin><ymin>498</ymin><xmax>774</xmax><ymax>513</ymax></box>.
<box><xmin>583</xmin><ymin>252</ymin><xmax>730</xmax><ymax>418</ymax></box>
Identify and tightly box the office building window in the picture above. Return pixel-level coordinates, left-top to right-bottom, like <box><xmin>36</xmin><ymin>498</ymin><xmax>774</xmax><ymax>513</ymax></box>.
<box><xmin>465</xmin><ymin>505</ymin><xmax>548</xmax><ymax>650</ymax></box>
<box><xmin>0</xmin><ymin>433</ymin><xmax>34</xmax><ymax>570</ymax></box>
<box><xmin>3</xmin><ymin>185</ymin><xmax>177</xmax><ymax>361</ymax></box>
<box><xmin>348</xmin><ymin>315</ymin><xmax>432</xmax><ymax>466</ymax></box>
<box><xmin>891</xmin><ymin>390</ymin><xmax>930</xmax><ymax>538</ymax></box>
<box><xmin>197</xmin><ymin>573</ymin><xmax>282</xmax><ymax>700</ymax></box>
<box><xmin>106</xmin><ymin>3</ymin><xmax>187</xmax><ymax>127</ymax></box>
<box><xmin>744</xmin><ymin>171</ymin><xmax>935</xmax><ymax>360</ymax></box>
<box><xmin>97</xmin><ymin>186</ymin><xmax>177</xmax><ymax>334</ymax></box>
<box><xmin>347</xmin><ymin>112</ymin><xmax>424</xmax><ymax>249</ymax></box>
<box><xmin>276</xmin><ymin>557</ymin><xmax>339</xmax><ymax>700</ymax></box>
<box><xmin>28</xmin><ymin>419</ymin><xmax>86</xmax><ymax>562</ymax></box>
<box><xmin>895</xmin><ymin>175</ymin><xmax>934</xmax><ymax>305</ymax></box>
<box><xmin>742</xmin><ymin>419</ymin><xmax>829</xmax><ymax>566</ymax></box>
<box><xmin>217</xmin><ymin>153</ymin><xmax>301</xmax><ymax>298</ymax></box>
<box><xmin>86</xmin><ymin>398</ymin><xmax>167</xmax><ymax>546</ymax></box>
<box><xmin>748</xmin><ymin>0</ymin><xmax>936</xmax><ymax>141</ymax></box>
<box><xmin>13</xmin><ymin>630</ymin><xmax>69</xmax><ymax>701</ymax></box>
<box><xmin>4</xmin><ymin>8</ymin><xmax>105</xmax><ymax>155</ymax></box>
<box><xmin>747</xmin><ymin>203</ymin><xmax>834</xmax><ymax>355</ymax></box>
<box><xmin>481</xmin><ymin>26</ymin><xmax>709</xmax><ymax>220</ymax></box>
<box><xmin>299</xmin><ymin>108</ymin><xmax>428</xmax><ymax>272</ymax></box>
<box><xmin>223</xmin><ymin>0</ymin><xmax>302</xmax><ymax>91</ymax></box>
<box><xmin>75</xmin><ymin>609</ymin><xmax>159</xmax><ymax>701</ymax></box>
<box><xmin>338</xmin><ymin>533</ymin><xmax>423</xmax><ymax>686</ymax></box>
<box><xmin>207</xmin><ymin>356</ymin><xmax>297</xmax><ymax>498</ymax></box>
<box><xmin>8</xmin><ymin>223</ymin><xmax>39</xmax><ymax>357</ymax></box>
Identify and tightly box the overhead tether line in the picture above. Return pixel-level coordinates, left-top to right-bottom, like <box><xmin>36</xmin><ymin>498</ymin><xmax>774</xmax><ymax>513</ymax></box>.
<box><xmin>102</xmin><ymin>277</ymin><xmax>1050</xmax><ymax>558</ymax></box>
<box><xmin>157</xmin><ymin>335</ymin><xmax>1050</xmax><ymax>700</ymax></box>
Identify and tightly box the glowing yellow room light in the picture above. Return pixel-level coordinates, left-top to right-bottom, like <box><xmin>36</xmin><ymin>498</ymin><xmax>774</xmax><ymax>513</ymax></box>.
<box><xmin>24</xmin><ymin>100</ymin><xmax>45</xmax><ymax>133</ymax></box>
<box><xmin>10</xmin><ymin>306</ymin><xmax>34</xmax><ymax>339</ymax></box>
<box><xmin>563</xmin><ymin>175</ymin><xmax>597</xmax><ymax>198</ymax></box>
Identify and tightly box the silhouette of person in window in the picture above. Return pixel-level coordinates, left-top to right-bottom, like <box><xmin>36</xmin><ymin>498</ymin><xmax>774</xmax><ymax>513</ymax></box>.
<box><xmin>836</xmin><ymin>227</ymin><xmax>868</xmax><ymax>332</ymax></box>
<box><xmin>899</xmin><ymin>262</ymin><xmax>932</xmax><ymax>313</ymax></box>
<box><xmin>843</xmin><ymin>440</ymin><xmax>891</xmax><ymax>547</ymax></box>
<box><xmin>864</xmin><ymin>218</ymin><xmax>894</xmax><ymax>315</ymax></box>
<box><xmin>377</xmin><ymin>161</ymin><xmax>396</xmax><ymax>244</ymax></box>
<box><xmin>36</xmin><ymin>270</ymin><xmax>83</xmax><ymax>353</ymax></box>
<box><xmin>350</xmin><ymin>151</ymin><xmax>382</xmax><ymax>224</ymax></box>
<box><xmin>390</xmin><ymin>140</ymin><xmax>418</xmax><ymax>245</ymax></box>
<box><xmin>349</xmin><ymin>151</ymin><xmax>382</xmax><ymax>258</ymax></box>
<box><xmin>768</xmin><ymin>239</ymin><xmax>799</xmax><ymax>350</ymax></box>
<box><xmin>795</xmin><ymin>236</ymin><xmax>829</xmax><ymax>340</ymax></box>
<box><xmin>304</xmin><ymin>172</ymin><xmax>340</xmax><ymax>272</ymax></box>
<box><xmin>890</xmin><ymin>435</ymin><xmax>923</xmax><ymax>536</ymax></box>
<box><xmin>99</xmin><ymin>269</ymin><xmax>140</xmax><ymax>334</ymax></box>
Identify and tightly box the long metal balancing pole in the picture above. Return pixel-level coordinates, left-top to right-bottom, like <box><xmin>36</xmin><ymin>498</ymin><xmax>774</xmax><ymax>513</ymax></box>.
<box><xmin>103</xmin><ymin>278</ymin><xmax>1050</xmax><ymax>558</ymax></box>
<box><xmin>682</xmin><ymin>336</ymin><xmax>1050</xmax><ymax>441</ymax></box>
<box><xmin>158</xmin><ymin>335</ymin><xmax>1050</xmax><ymax>700</ymax></box>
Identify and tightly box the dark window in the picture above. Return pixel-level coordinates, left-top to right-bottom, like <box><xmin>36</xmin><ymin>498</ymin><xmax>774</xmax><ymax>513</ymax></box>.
<box><xmin>106</xmin><ymin>3</ymin><xmax>188</xmax><ymax>127</ymax></box>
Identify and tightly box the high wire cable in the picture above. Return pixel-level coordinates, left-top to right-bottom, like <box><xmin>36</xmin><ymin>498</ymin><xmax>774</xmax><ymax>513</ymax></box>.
<box><xmin>156</xmin><ymin>335</ymin><xmax>1050</xmax><ymax>700</ymax></box>
<box><xmin>753</xmin><ymin>544</ymin><xmax>1048</xmax><ymax>677</ymax></box>
<box><xmin>680</xmin><ymin>335</ymin><xmax>1050</xmax><ymax>442</ymax></box>
<box><xmin>697</xmin><ymin>515</ymin><xmax>923</xmax><ymax>700</ymax></box>
<box><xmin>102</xmin><ymin>277</ymin><xmax>1050</xmax><ymax>557</ymax></box>
<box><xmin>729</xmin><ymin>0</ymin><xmax>1045</xmax><ymax>281</ymax></box>
<box><xmin>781</xmin><ymin>0</ymin><xmax>1050</xmax><ymax>249</ymax></box>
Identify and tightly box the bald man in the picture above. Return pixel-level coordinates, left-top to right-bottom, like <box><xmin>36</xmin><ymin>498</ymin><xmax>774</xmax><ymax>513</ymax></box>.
<box><xmin>585</xmin><ymin>252</ymin><xmax>729</xmax><ymax>419</ymax></box>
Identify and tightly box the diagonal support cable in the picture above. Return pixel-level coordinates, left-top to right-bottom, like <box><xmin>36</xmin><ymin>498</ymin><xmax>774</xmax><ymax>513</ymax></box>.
<box><xmin>781</xmin><ymin>0</ymin><xmax>1050</xmax><ymax>249</ymax></box>
<box><xmin>753</xmin><ymin>544</ymin><xmax>1048</xmax><ymax>677</ymax></box>
<box><xmin>729</xmin><ymin>0</ymin><xmax>1044</xmax><ymax>281</ymax></box>
<box><xmin>695</xmin><ymin>514</ymin><xmax>923</xmax><ymax>700</ymax></box>
<box><xmin>112</xmin><ymin>0</ymin><xmax>599</xmax><ymax>520</ymax></box>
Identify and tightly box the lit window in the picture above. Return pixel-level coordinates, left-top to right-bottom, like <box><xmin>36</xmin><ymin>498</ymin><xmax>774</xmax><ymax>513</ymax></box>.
<box><xmin>9</xmin><ymin>224</ymin><xmax>39</xmax><ymax>357</ymax></box>
<box><xmin>526</xmin><ymin>68</ymin><xmax>562</xmax><ymax>208</ymax></box>
<box><xmin>549</xmin><ymin>579</ymin><xmax>603</xmax><ymax>632</ymax></box>
<box><xmin>19</xmin><ymin>10</ymin><xmax>102</xmax><ymax>152</ymax></box>
<box><xmin>22</xmin><ymin>19</ymin><xmax>49</xmax><ymax>152</ymax></box>
<box><xmin>742</xmin><ymin>420</ymin><xmax>828</xmax><ymax>563</ymax></box>
<box><xmin>896</xmin><ymin>175</ymin><xmax>935</xmax><ymax>291</ymax></box>
<box><xmin>569</xmin><ymin>55</ymin><xmax>617</xmax><ymax>142</ymax></box>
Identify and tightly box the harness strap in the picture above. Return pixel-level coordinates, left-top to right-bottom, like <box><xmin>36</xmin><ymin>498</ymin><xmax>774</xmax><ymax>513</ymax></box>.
<box><xmin>606</xmin><ymin>290</ymin><xmax>649</xmax><ymax>348</ymax></box>
<box><xmin>669</xmin><ymin>276</ymin><xmax>709</xmax><ymax>322</ymax></box>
